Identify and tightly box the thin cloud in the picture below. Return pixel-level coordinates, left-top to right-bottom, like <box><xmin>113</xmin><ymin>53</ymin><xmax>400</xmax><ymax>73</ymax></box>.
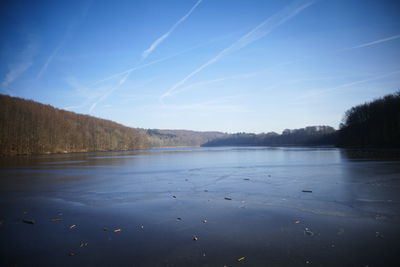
<box><xmin>1</xmin><ymin>36</ymin><xmax>38</xmax><ymax>90</ymax></box>
<box><xmin>170</xmin><ymin>60</ymin><xmax>298</xmax><ymax>97</ymax></box>
<box><xmin>142</xmin><ymin>0</ymin><xmax>203</xmax><ymax>60</ymax></box>
<box><xmin>90</xmin><ymin>31</ymin><xmax>238</xmax><ymax>86</ymax></box>
<box><xmin>171</xmin><ymin>73</ymin><xmax>259</xmax><ymax>97</ymax></box>
<box><xmin>2</xmin><ymin>62</ymin><xmax>33</xmax><ymax>89</ymax></box>
<box><xmin>327</xmin><ymin>70</ymin><xmax>400</xmax><ymax>91</ymax></box>
<box><xmin>89</xmin><ymin>71</ymin><xmax>131</xmax><ymax>113</ymax></box>
<box><xmin>160</xmin><ymin>0</ymin><xmax>316</xmax><ymax>101</ymax></box>
<box><xmin>88</xmin><ymin>70</ymin><xmax>159</xmax><ymax>113</ymax></box>
<box><xmin>36</xmin><ymin>0</ymin><xmax>93</xmax><ymax>80</ymax></box>
<box><xmin>36</xmin><ymin>38</ymin><xmax>67</xmax><ymax>80</ymax></box>
<box><xmin>348</xmin><ymin>34</ymin><xmax>400</xmax><ymax>50</ymax></box>
<box><xmin>146</xmin><ymin>95</ymin><xmax>251</xmax><ymax>113</ymax></box>
<box><xmin>297</xmin><ymin>70</ymin><xmax>400</xmax><ymax>101</ymax></box>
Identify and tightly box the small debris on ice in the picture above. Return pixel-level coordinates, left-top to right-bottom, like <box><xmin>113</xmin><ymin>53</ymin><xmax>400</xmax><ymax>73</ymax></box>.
<box><xmin>237</xmin><ymin>257</ymin><xmax>246</xmax><ymax>262</ymax></box>
<box><xmin>304</xmin><ymin>227</ymin><xmax>314</xmax><ymax>236</ymax></box>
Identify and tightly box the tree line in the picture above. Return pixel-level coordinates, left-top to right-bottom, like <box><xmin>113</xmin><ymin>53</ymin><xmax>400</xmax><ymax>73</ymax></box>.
<box><xmin>1</xmin><ymin>91</ymin><xmax>399</xmax><ymax>155</ymax></box>
<box><xmin>337</xmin><ymin>91</ymin><xmax>400</xmax><ymax>148</ymax></box>
<box><xmin>202</xmin><ymin>91</ymin><xmax>400</xmax><ymax>148</ymax></box>
<box><xmin>0</xmin><ymin>94</ymin><xmax>228</xmax><ymax>155</ymax></box>
<box><xmin>202</xmin><ymin>126</ymin><xmax>337</xmax><ymax>147</ymax></box>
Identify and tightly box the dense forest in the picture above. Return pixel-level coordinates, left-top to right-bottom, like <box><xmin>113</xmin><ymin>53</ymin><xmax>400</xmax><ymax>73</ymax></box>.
<box><xmin>0</xmin><ymin>94</ymin><xmax>150</xmax><ymax>155</ymax></box>
<box><xmin>202</xmin><ymin>126</ymin><xmax>337</xmax><ymax>147</ymax></box>
<box><xmin>337</xmin><ymin>91</ymin><xmax>400</xmax><ymax>148</ymax></box>
<box><xmin>0</xmin><ymin>94</ymin><xmax>228</xmax><ymax>155</ymax></box>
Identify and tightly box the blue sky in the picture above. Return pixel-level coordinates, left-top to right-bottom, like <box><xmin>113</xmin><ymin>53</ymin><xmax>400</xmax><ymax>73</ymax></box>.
<box><xmin>1</xmin><ymin>0</ymin><xmax>399</xmax><ymax>133</ymax></box>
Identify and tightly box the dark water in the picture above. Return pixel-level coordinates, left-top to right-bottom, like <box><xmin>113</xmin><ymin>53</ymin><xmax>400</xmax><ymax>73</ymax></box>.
<box><xmin>1</xmin><ymin>147</ymin><xmax>400</xmax><ymax>267</ymax></box>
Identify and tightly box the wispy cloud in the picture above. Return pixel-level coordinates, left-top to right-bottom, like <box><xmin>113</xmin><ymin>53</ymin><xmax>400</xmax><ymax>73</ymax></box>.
<box><xmin>171</xmin><ymin>73</ymin><xmax>260</xmax><ymax>97</ymax></box>
<box><xmin>296</xmin><ymin>70</ymin><xmax>400</xmax><ymax>101</ymax></box>
<box><xmin>86</xmin><ymin>30</ymin><xmax>237</xmax><ymax>112</ymax></box>
<box><xmin>2</xmin><ymin>62</ymin><xmax>33</xmax><ymax>90</ymax></box>
<box><xmin>1</xmin><ymin>35</ymin><xmax>38</xmax><ymax>90</ymax></box>
<box><xmin>36</xmin><ymin>35</ymin><xmax>68</xmax><ymax>80</ymax></box>
<box><xmin>36</xmin><ymin>0</ymin><xmax>93</xmax><ymax>80</ymax></box>
<box><xmin>169</xmin><ymin>60</ymin><xmax>299</xmax><ymax>97</ymax></box>
<box><xmin>325</xmin><ymin>70</ymin><xmax>400</xmax><ymax>91</ymax></box>
<box><xmin>91</xmin><ymin>32</ymin><xmax>236</xmax><ymax>87</ymax></box>
<box><xmin>89</xmin><ymin>71</ymin><xmax>131</xmax><ymax>113</ymax></box>
<box><xmin>347</xmin><ymin>34</ymin><xmax>400</xmax><ymax>50</ymax></box>
<box><xmin>160</xmin><ymin>0</ymin><xmax>316</xmax><ymax>101</ymax></box>
<box><xmin>145</xmin><ymin>95</ymin><xmax>251</xmax><ymax>114</ymax></box>
<box><xmin>142</xmin><ymin>0</ymin><xmax>203</xmax><ymax>60</ymax></box>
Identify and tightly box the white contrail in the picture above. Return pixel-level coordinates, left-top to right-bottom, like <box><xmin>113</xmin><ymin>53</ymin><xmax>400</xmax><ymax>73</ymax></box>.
<box><xmin>142</xmin><ymin>0</ymin><xmax>202</xmax><ymax>60</ymax></box>
<box><xmin>89</xmin><ymin>31</ymin><xmax>237</xmax><ymax>86</ymax></box>
<box><xmin>86</xmin><ymin>32</ymin><xmax>233</xmax><ymax>112</ymax></box>
<box><xmin>160</xmin><ymin>0</ymin><xmax>316</xmax><ymax>101</ymax></box>
<box><xmin>1</xmin><ymin>36</ymin><xmax>38</xmax><ymax>89</ymax></box>
<box><xmin>89</xmin><ymin>71</ymin><xmax>131</xmax><ymax>113</ymax></box>
<box><xmin>36</xmin><ymin>39</ymin><xmax>66</xmax><ymax>80</ymax></box>
<box><xmin>348</xmin><ymin>34</ymin><xmax>400</xmax><ymax>50</ymax></box>
<box><xmin>171</xmin><ymin>73</ymin><xmax>259</xmax><ymax>96</ymax></box>
<box><xmin>169</xmin><ymin>59</ymin><xmax>298</xmax><ymax>97</ymax></box>
<box><xmin>36</xmin><ymin>0</ymin><xmax>93</xmax><ymax>80</ymax></box>
<box><xmin>298</xmin><ymin>70</ymin><xmax>400</xmax><ymax>101</ymax></box>
<box><xmin>91</xmin><ymin>52</ymin><xmax>184</xmax><ymax>86</ymax></box>
<box><xmin>327</xmin><ymin>70</ymin><xmax>400</xmax><ymax>91</ymax></box>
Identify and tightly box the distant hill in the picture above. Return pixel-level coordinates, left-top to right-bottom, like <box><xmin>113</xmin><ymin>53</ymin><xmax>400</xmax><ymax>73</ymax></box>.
<box><xmin>337</xmin><ymin>91</ymin><xmax>400</xmax><ymax>148</ymax></box>
<box><xmin>202</xmin><ymin>126</ymin><xmax>337</xmax><ymax>147</ymax></box>
<box><xmin>146</xmin><ymin>129</ymin><xmax>229</xmax><ymax>148</ymax></box>
<box><xmin>0</xmin><ymin>94</ymin><xmax>228</xmax><ymax>155</ymax></box>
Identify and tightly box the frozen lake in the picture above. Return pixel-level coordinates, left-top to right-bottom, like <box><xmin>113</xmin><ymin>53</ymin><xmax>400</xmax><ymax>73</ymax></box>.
<box><xmin>1</xmin><ymin>147</ymin><xmax>399</xmax><ymax>266</ymax></box>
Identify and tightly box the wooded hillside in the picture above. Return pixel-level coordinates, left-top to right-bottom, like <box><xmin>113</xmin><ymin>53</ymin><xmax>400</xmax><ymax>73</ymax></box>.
<box><xmin>0</xmin><ymin>94</ymin><xmax>228</xmax><ymax>155</ymax></box>
<box><xmin>0</xmin><ymin>94</ymin><xmax>149</xmax><ymax>155</ymax></box>
<box><xmin>337</xmin><ymin>91</ymin><xmax>400</xmax><ymax>147</ymax></box>
<box><xmin>202</xmin><ymin>126</ymin><xmax>337</xmax><ymax>147</ymax></box>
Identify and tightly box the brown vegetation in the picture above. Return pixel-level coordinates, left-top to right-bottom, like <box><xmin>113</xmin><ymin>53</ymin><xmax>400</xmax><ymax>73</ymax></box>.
<box><xmin>0</xmin><ymin>94</ymin><xmax>148</xmax><ymax>155</ymax></box>
<box><xmin>0</xmin><ymin>94</ymin><xmax>229</xmax><ymax>155</ymax></box>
